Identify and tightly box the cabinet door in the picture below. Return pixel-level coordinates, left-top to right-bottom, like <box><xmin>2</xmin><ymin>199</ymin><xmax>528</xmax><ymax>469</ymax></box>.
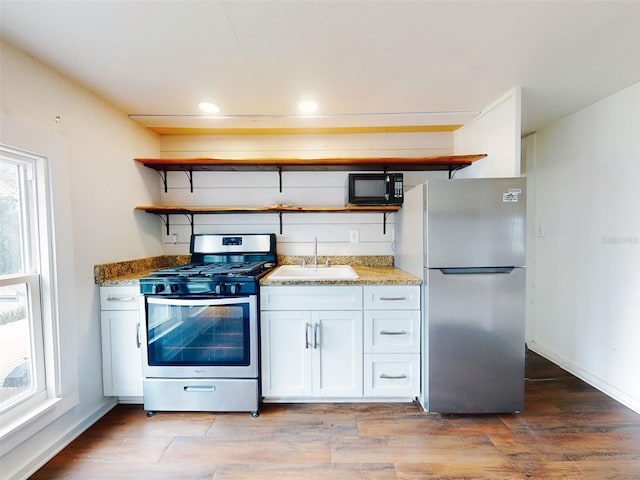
<box><xmin>261</xmin><ymin>310</ymin><xmax>312</xmax><ymax>397</ymax></box>
<box><xmin>100</xmin><ymin>310</ymin><xmax>143</xmax><ymax>397</ymax></box>
<box><xmin>312</xmin><ymin>310</ymin><xmax>363</xmax><ymax>397</ymax></box>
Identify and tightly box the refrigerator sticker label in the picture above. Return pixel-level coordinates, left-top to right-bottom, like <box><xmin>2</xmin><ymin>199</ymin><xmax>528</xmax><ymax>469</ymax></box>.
<box><xmin>503</xmin><ymin>191</ymin><xmax>520</xmax><ymax>202</ymax></box>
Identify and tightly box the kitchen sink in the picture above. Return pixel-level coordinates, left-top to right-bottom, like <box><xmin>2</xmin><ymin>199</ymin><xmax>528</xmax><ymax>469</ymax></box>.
<box><xmin>267</xmin><ymin>264</ymin><xmax>359</xmax><ymax>281</ymax></box>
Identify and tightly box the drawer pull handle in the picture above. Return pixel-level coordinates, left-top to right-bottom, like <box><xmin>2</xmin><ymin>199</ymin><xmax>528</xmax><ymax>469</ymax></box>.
<box><xmin>107</xmin><ymin>296</ymin><xmax>136</xmax><ymax>302</ymax></box>
<box><xmin>378</xmin><ymin>296</ymin><xmax>407</xmax><ymax>301</ymax></box>
<box><xmin>380</xmin><ymin>330</ymin><xmax>408</xmax><ymax>336</ymax></box>
<box><xmin>184</xmin><ymin>386</ymin><xmax>216</xmax><ymax>392</ymax></box>
<box><xmin>380</xmin><ymin>373</ymin><xmax>408</xmax><ymax>380</ymax></box>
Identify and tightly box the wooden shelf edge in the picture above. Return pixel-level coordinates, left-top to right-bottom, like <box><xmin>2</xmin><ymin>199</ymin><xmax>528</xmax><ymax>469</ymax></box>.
<box><xmin>134</xmin><ymin>154</ymin><xmax>486</xmax><ymax>171</ymax></box>
<box><xmin>135</xmin><ymin>205</ymin><xmax>401</xmax><ymax>214</ymax></box>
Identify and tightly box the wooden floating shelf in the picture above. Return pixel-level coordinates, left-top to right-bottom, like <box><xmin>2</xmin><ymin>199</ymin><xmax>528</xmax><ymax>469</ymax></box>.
<box><xmin>134</xmin><ymin>155</ymin><xmax>487</xmax><ymax>235</ymax></box>
<box><xmin>135</xmin><ymin>205</ymin><xmax>400</xmax><ymax>214</ymax></box>
<box><xmin>135</xmin><ymin>154</ymin><xmax>486</xmax><ymax>192</ymax></box>
<box><xmin>135</xmin><ymin>205</ymin><xmax>400</xmax><ymax>236</ymax></box>
<box><xmin>134</xmin><ymin>154</ymin><xmax>486</xmax><ymax>172</ymax></box>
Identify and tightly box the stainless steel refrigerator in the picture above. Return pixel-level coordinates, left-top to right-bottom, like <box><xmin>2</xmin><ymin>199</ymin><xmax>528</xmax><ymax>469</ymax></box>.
<box><xmin>395</xmin><ymin>177</ymin><xmax>526</xmax><ymax>413</ymax></box>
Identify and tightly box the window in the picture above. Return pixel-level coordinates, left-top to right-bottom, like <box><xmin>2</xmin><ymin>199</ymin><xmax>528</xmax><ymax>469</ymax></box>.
<box><xmin>0</xmin><ymin>145</ymin><xmax>48</xmax><ymax>418</ymax></box>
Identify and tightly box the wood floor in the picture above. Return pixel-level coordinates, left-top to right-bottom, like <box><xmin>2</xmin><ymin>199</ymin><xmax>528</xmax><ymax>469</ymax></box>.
<box><xmin>31</xmin><ymin>351</ymin><xmax>640</xmax><ymax>479</ymax></box>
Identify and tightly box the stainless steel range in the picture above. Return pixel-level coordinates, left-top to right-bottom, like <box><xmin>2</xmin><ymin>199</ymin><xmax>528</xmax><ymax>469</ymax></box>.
<box><xmin>138</xmin><ymin>233</ymin><xmax>276</xmax><ymax>417</ymax></box>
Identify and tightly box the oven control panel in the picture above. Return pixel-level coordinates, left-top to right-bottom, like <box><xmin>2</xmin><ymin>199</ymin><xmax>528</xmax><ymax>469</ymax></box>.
<box><xmin>140</xmin><ymin>280</ymin><xmax>258</xmax><ymax>296</ymax></box>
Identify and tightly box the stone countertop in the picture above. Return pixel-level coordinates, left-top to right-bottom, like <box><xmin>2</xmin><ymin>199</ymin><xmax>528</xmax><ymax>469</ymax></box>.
<box><xmin>260</xmin><ymin>265</ymin><xmax>422</xmax><ymax>286</ymax></box>
<box><xmin>95</xmin><ymin>255</ymin><xmax>190</xmax><ymax>286</ymax></box>
<box><xmin>98</xmin><ymin>274</ymin><xmax>144</xmax><ymax>287</ymax></box>
<box><xmin>96</xmin><ymin>255</ymin><xmax>421</xmax><ymax>287</ymax></box>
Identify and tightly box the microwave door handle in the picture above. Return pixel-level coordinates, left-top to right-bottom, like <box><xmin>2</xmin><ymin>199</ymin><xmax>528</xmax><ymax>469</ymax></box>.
<box><xmin>385</xmin><ymin>174</ymin><xmax>390</xmax><ymax>200</ymax></box>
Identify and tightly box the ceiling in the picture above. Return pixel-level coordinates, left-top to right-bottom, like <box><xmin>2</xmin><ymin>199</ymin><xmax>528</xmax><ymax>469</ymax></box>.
<box><xmin>1</xmin><ymin>0</ymin><xmax>640</xmax><ymax>135</ymax></box>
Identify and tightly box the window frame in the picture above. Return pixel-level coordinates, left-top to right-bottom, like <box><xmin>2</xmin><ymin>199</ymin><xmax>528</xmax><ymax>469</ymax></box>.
<box><xmin>0</xmin><ymin>143</ymin><xmax>66</xmax><ymax>451</ymax></box>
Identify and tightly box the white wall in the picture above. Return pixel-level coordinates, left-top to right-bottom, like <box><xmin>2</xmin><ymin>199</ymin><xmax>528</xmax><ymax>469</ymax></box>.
<box><xmin>453</xmin><ymin>88</ymin><xmax>522</xmax><ymax>178</ymax></box>
<box><xmin>522</xmin><ymin>134</ymin><xmax>537</xmax><ymax>344</ymax></box>
<box><xmin>0</xmin><ymin>40</ymin><xmax>161</xmax><ymax>479</ymax></box>
<box><xmin>528</xmin><ymin>81</ymin><xmax>640</xmax><ymax>413</ymax></box>
<box><xmin>158</xmin><ymin>132</ymin><xmax>455</xmax><ymax>256</ymax></box>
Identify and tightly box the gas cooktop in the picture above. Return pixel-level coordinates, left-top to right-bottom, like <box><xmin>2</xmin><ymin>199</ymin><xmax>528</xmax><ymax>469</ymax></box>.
<box><xmin>149</xmin><ymin>261</ymin><xmax>271</xmax><ymax>278</ymax></box>
<box><xmin>139</xmin><ymin>233</ymin><xmax>277</xmax><ymax>296</ymax></box>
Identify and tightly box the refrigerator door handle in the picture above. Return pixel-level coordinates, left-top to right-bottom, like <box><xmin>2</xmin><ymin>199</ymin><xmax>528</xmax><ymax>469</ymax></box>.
<box><xmin>438</xmin><ymin>267</ymin><xmax>516</xmax><ymax>275</ymax></box>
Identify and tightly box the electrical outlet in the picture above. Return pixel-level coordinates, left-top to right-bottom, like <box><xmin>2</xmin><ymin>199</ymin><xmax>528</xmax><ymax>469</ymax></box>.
<box><xmin>349</xmin><ymin>229</ymin><xmax>359</xmax><ymax>243</ymax></box>
<box><xmin>537</xmin><ymin>225</ymin><xmax>546</xmax><ymax>237</ymax></box>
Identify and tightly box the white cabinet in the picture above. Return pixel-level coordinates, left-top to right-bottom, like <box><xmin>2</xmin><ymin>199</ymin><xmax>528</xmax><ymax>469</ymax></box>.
<box><xmin>363</xmin><ymin>286</ymin><xmax>421</xmax><ymax>398</ymax></box>
<box><xmin>100</xmin><ymin>286</ymin><xmax>143</xmax><ymax>399</ymax></box>
<box><xmin>260</xmin><ymin>286</ymin><xmax>363</xmax><ymax>399</ymax></box>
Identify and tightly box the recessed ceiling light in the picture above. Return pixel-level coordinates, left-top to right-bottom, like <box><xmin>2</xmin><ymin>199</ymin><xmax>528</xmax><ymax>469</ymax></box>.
<box><xmin>198</xmin><ymin>102</ymin><xmax>220</xmax><ymax>114</ymax></box>
<box><xmin>298</xmin><ymin>100</ymin><xmax>318</xmax><ymax>114</ymax></box>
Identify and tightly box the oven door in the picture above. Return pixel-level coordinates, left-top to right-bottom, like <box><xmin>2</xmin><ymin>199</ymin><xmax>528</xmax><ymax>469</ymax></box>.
<box><xmin>140</xmin><ymin>295</ymin><xmax>258</xmax><ymax>379</ymax></box>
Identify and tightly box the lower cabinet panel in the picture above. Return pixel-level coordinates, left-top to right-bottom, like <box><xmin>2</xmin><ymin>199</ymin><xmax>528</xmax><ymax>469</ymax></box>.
<box><xmin>261</xmin><ymin>284</ymin><xmax>421</xmax><ymax>402</ymax></box>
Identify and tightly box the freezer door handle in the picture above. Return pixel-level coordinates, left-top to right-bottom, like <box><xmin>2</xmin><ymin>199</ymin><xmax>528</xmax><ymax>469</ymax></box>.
<box><xmin>438</xmin><ymin>267</ymin><xmax>516</xmax><ymax>275</ymax></box>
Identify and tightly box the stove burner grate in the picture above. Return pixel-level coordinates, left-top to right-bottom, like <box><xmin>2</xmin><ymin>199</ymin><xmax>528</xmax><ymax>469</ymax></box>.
<box><xmin>150</xmin><ymin>261</ymin><xmax>269</xmax><ymax>278</ymax></box>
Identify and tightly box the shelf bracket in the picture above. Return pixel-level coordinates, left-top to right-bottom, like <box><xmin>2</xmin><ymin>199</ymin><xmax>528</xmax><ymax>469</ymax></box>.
<box><xmin>157</xmin><ymin>169</ymin><xmax>168</xmax><ymax>193</ymax></box>
<box><xmin>383</xmin><ymin>212</ymin><xmax>391</xmax><ymax>235</ymax></box>
<box><xmin>277</xmin><ymin>167</ymin><xmax>283</xmax><ymax>192</ymax></box>
<box><xmin>448</xmin><ymin>165</ymin><xmax>468</xmax><ymax>179</ymax></box>
<box><xmin>183</xmin><ymin>213</ymin><xmax>194</xmax><ymax>236</ymax></box>
<box><xmin>183</xmin><ymin>168</ymin><xmax>194</xmax><ymax>193</ymax></box>
<box><xmin>278</xmin><ymin>211</ymin><xmax>283</xmax><ymax>235</ymax></box>
<box><xmin>158</xmin><ymin>213</ymin><xmax>170</xmax><ymax>235</ymax></box>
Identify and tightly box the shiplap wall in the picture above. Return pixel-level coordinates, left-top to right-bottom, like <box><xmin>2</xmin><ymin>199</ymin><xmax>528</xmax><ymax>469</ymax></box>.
<box><xmin>158</xmin><ymin>132</ymin><xmax>455</xmax><ymax>256</ymax></box>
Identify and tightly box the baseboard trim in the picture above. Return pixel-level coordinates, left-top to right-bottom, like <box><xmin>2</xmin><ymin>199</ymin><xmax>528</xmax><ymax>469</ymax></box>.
<box><xmin>528</xmin><ymin>342</ymin><xmax>640</xmax><ymax>414</ymax></box>
<box><xmin>10</xmin><ymin>397</ymin><xmax>118</xmax><ymax>480</ymax></box>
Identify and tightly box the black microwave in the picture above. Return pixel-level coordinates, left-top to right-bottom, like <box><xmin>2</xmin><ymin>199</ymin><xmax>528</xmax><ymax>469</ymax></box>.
<box><xmin>347</xmin><ymin>173</ymin><xmax>403</xmax><ymax>206</ymax></box>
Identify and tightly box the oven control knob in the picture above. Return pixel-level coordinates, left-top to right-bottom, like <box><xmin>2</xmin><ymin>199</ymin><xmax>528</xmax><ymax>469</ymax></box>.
<box><xmin>215</xmin><ymin>283</ymin><xmax>224</xmax><ymax>295</ymax></box>
<box><xmin>230</xmin><ymin>283</ymin><xmax>240</xmax><ymax>295</ymax></box>
<box><xmin>153</xmin><ymin>283</ymin><xmax>165</xmax><ymax>294</ymax></box>
<box><xmin>169</xmin><ymin>284</ymin><xmax>179</xmax><ymax>294</ymax></box>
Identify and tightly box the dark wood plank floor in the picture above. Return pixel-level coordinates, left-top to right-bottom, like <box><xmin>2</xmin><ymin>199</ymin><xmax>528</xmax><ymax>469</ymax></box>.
<box><xmin>31</xmin><ymin>350</ymin><xmax>640</xmax><ymax>479</ymax></box>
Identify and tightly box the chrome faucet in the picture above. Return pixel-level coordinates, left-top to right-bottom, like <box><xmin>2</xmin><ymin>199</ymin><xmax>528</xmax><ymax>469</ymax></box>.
<box><xmin>313</xmin><ymin>237</ymin><xmax>318</xmax><ymax>267</ymax></box>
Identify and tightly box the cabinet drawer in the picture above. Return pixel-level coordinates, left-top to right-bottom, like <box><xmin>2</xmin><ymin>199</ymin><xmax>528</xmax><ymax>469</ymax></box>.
<box><xmin>100</xmin><ymin>286</ymin><xmax>140</xmax><ymax>310</ymax></box>
<box><xmin>364</xmin><ymin>310</ymin><xmax>420</xmax><ymax>354</ymax></box>
<box><xmin>261</xmin><ymin>286</ymin><xmax>362</xmax><ymax>311</ymax></box>
<box><xmin>364</xmin><ymin>354</ymin><xmax>420</xmax><ymax>398</ymax></box>
<box><xmin>143</xmin><ymin>378</ymin><xmax>258</xmax><ymax>413</ymax></box>
<box><xmin>363</xmin><ymin>286</ymin><xmax>420</xmax><ymax>310</ymax></box>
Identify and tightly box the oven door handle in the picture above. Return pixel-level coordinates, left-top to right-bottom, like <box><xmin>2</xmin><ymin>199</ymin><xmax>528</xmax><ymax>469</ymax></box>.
<box><xmin>145</xmin><ymin>296</ymin><xmax>251</xmax><ymax>306</ymax></box>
